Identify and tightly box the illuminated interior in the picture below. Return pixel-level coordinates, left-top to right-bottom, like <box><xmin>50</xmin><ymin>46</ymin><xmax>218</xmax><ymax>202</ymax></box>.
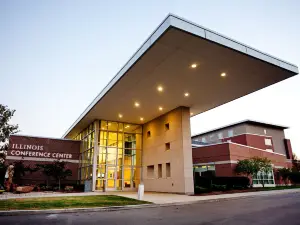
<box><xmin>96</xmin><ymin>120</ymin><xmax>142</xmax><ymax>190</ymax></box>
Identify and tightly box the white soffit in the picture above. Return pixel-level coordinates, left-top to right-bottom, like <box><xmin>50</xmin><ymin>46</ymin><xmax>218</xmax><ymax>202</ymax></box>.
<box><xmin>63</xmin><ymin>14</ymin><xmax>298</xmax><ymax>138</ymax></box>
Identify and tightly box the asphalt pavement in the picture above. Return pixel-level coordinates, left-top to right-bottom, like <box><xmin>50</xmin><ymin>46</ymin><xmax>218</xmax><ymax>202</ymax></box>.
<box><xmin>1</xmin><ymin>192</ymin><xmax>300</xmax><ymax>225</ymax></box>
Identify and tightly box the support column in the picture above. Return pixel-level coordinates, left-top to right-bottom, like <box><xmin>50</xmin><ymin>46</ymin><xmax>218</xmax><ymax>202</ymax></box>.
<box><xmin>92</xmin><ymin>120</ymin><xmax>99</xmax><ymax>191</ymax></box>
<box><xmin>142</xmin><ymin>106</ymin><xmax>194</xmax><ymax>194</ymax></box>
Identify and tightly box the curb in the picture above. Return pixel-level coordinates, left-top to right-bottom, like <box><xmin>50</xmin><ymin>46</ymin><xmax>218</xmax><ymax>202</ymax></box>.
<box><xmin>1</xmin><ymin>189</ymin><xmax>300</xmax><ymax>216</ymax></box>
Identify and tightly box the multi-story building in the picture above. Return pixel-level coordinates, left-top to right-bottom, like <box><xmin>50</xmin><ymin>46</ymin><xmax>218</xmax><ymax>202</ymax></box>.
<box><xmin>192</xmin><ymin>120</ymin><xmax>294</xmax><ymax>187</ymax></box>
<box><xmin>6</xmin><ymin>14</ymin><xmax>299</xmax><ymax>193</ymax></box>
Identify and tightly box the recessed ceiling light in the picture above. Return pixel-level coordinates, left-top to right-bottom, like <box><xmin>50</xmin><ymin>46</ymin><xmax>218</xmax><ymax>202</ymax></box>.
<box><xmin>191</xmin><ymin>64</ymin><xmax>197</xmax><ymax>68</ymax></box>
<box><xmin>140</xmin><ymin>117</ymin><xmax>144</xmax><ymax>121</ymax></box>
<box><xmin>157</xmin><ymin>86</ymin><xmax>163</xmax><ymax>92</ymax></box>
<box><xmin>159</xmin><ymin>106</ymin><xmax>163</xmax><ymax>111</ymax></box>
<box><xmin>134</xmin><ymin>102</ymin><xmax>140</xmax><ymax>107</ymax></box>
<box><xmin>184</xmin><ymin>92</ymin><xmax>189</xmax><ymax>97</ymax></box>
<box><xmin>118</xmin><ymin>114</ymin><xmax>123</xmax><ymax>118</ymax></box>
<box><xmin>190</xmin><ymin>112</ymin><xmax>194</xmax><ymax>116</ymax></box>
<box><xmin>119</xmin><ymin>129</ymin><xmax>123</xmax><ymax>132</ymax></box>
<box><xmin>221</xmin><ymin>72</ymin><xmax>226</xmax><ymax>77</ymax></box>
<box><xmin>125</xmin><ymin>125</ymin><xmax>130</xmax><ymax>128</ymax></box>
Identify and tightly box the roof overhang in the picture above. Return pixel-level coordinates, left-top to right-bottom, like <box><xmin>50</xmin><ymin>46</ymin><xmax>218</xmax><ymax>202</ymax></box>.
<box><xmin>63</xmin><ymin>14</ymin><xmax>298</xmax><ymax>139</ymax></box>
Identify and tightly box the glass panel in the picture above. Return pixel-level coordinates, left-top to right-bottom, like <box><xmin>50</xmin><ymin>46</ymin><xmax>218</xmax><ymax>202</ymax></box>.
<box><xmin>133</xmin><ymin>180</ymin><xmax>140</xmax><ymax>188</ymax></box>
<box><xmin>107</xmin><ymin>147</ymin><xmax>117</xmax><ymax>155</ymax></box>
<box><xmin>100</xmin><ymin>121</ymin><xmax>107</xmax><ymax>130</ymax></box>
<box><xmin>124</xmin><ymin>180</ymin><xmax>131</xmax><ymax>188</ymax></box>
<box><xmin>107</xmin><ymin>122</ymin><xmax>118</xmax><ymax>131</ymax></box>
<box><xmin>107</xmin><ymin>167</ymin><xmax>116</xmax><ymax>179</ymax></box>
<box><xmin>107</xmin><ymin>179</ymin><xmax>115</xmax><ymax>188</ymax></box>
<box><xmin>107</xmin><ymin>154</ymin><xmax>116</xmax><ymax>165</ymax></box>
<box><xmin>123</xmin><ymin>167</ymin><xmax>132</xmax><ymax>181</ymax></box>
<box><xmin>116</xmin><ymin>179</ymin><xmax>122</xmax><ymax>190</ymax></box>
<box><xmin>118</xmin><ymin>123</ymin><xmax>124</xmax><ymax>132</ymax></box>
<box><xmin>96</xmin><ymin>166</ymin><xmax>106</xmax><ymax>179</ymax></box>
<box><xmin>96</xmin><ymin>179</ymin><xmax>104</xmax><ymax>190</ymax></box>
<box><xmin>117</xmin><ymin>166</ymin><xmax>122</xmax><ymax>179</ymax></box>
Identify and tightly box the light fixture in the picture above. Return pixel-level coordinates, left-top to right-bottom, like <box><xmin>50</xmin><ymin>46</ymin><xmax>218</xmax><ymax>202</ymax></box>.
<box><xmin>125</xmin><ymin>125</ymin><xmax>130</xmax><ymax>128</ymax></box>
<box><xmin>191</xmin><ymin>64</ymin><xmax>197</xmax><ymax>68</ymax></box>
<box><xmin>134</xmin><ymin>102</ymin><xmax>140</xmax><ymax>107</ymax></box>
<box><xmin>140</xmin><ymin>117</ymin><xmax>144</xmax><ymax>121</ymax></box>
<box><xmin>157</xmin><ymin>86</ymin><xmax>163</xmax><ymax>92</ymax></box>
<box><xmin>221</xmin><ymin>72</ymin><xmax>226</xmax><ymax>77</ymax></box>
<box><xmin>190</xmin><ymin>112</ymin><xmax>194</xmax><ymax>116</ymax></box>
<box><xmin>119</xmin><ymin>129</ymin><xmax>123</xmax><ymax>132</ymax></box>
<box><xmin>159</xmin><ymin>106</ymin><xmax>163</xmax><ymax>111</ymax></box>
<box><xmin>118</xmin><ymin>114</ymin><xmax>123</xmax><ymax>118</ymax></box>
<box><xmin>184</xmin><ymin>92</ymin><xmax>189</xmax><ymax>97</ymax></box>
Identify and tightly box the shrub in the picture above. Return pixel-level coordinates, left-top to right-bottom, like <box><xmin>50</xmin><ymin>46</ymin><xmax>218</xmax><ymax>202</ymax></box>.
<box><xmin>287</xmin><ymin>172</ymin><xmax>300</xmax><ymax>184</ymax></box>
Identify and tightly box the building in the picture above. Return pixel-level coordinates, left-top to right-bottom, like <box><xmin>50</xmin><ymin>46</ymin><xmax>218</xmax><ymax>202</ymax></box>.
<box><xmin>7</xmin><ymin>14</ymin><xmax>299</xmax><ymax>193</ymax></box>
<box><xmin>192</xmin><ymin>120</ymin><xmax>294</xmax><ymax>187</ymax></box>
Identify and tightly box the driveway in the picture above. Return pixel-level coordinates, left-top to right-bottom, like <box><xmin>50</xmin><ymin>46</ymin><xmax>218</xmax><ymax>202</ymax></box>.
<box><xmin>1</xmin><ymin>192</ymin><xmax>299</xmax><ymax>225</ymax></box>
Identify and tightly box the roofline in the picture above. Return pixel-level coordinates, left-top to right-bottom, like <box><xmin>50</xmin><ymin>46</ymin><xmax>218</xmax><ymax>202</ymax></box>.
<box><xmin>191</xmin><ymin>119</ymin><xmax>289</xmax><ymax>138</ymax></box>
<box><xmin>10</xmin><ymin>134</ymin><xmax>81</xmax><ymax>142</ymax></box>
<box><xmin>62</xmin><ymin>13</ymin><xmax>298</xmax><ymax>138</ymax></box>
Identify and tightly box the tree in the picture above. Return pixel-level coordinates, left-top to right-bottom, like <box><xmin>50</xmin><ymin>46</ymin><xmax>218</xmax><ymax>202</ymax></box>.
<box><xmin>35</xmin><ymin>163</ymin><xmax>53</xmax><ymax>186</ymax></box>
<box><xmin>0</xmin><ymin>104</ymin><xmax>19</xmax><ymax>165</ymax></box>
<box><xmin>235</xmin><ymin>159</ymin><xmax>256</xmax><ymax>178</ymax></box>
<box><xmin>235</xmin><ymin>157</ymin><xmax>273</xmax><ymax>188</ymax></box>
<box><xmin>251</xmin><ymin>157</ymin><xmax>272</xmax><ymax>188</ymax></box>
<box><xmin>48</xmin><ymin>160</ymin><xmax>72</xmax><ymax>190</ymax></box>
<box><xmin>13</xmin><ymin>161</ymin><xmax>39</xmax><ymax>185</ymax></box>
<box><xmin>277</xmin><ymin>168</ymin><xmax>292</xmax><ymax>186</ymax></box>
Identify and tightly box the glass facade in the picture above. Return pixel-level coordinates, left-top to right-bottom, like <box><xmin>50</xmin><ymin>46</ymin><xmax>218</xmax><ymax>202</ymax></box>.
<box><xmin>97</xmin><ymin>120</ymin><xmax>142</xmax><ymax>190</ymax></box>
<box><xmin>74</xmin><ymin>120</ymin><xmax>142</xmax><ymax>191</ymax></box>
<box><xmin>252</xmin><ymin>171</ymin><xmax>275</xmax><ymax>185</ymax></box>
<box><xmin>74</xmin><ymin>123</ymin><xmax>95</xmax><ymax>184</ymax></box>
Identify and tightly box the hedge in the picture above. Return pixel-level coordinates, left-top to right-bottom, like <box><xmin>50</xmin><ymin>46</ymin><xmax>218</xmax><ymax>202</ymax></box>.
<box><xmin>195</xmin><ymin>176</ymin><xmax>250</xmax><ymax>190</ymax></box>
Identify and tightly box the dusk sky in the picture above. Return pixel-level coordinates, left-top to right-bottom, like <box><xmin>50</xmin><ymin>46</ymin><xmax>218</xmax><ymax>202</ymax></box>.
<box><xmin>1</xmin><ymin>0</ymin><xmax>299</xmax><ymax>156</ymax></box>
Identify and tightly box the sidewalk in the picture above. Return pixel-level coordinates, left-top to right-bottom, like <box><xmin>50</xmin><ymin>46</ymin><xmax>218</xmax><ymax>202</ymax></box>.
<box><xmin>113</xmin><ymin>188</ymin><xmax>300</xmax><ymax>204</ymax></box>
<box><xmin>1</xmin><ymin>189</ymin><xmax>299</xmax><ymax>216</ymax></box>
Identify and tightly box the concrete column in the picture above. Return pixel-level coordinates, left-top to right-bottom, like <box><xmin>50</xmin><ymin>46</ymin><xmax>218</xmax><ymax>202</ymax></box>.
<box><xmin>142</xmin><ymin>106</ymin><xmax>194</xmax><ymax>194</ymax></box>
<box><xmin>92</xmin><ymin>120</ymin><xmax>99</xmax><ymax>191</ymax></box>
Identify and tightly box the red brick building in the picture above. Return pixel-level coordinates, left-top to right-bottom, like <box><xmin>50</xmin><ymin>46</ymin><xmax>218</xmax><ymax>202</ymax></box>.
<box><xmin>6</xmin><ymin>135</ymin><xmax>81</xmax><ymax>185</ymax></box>
<box><xmin>192</xmin><ymin>120</ymin><xmax>294</xmax><ymax>187</ymax></box>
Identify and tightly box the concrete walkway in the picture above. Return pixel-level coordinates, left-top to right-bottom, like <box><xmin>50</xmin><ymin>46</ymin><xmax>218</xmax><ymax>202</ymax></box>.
<box><xmin>113</xmin><ymin>189</ymin><xmax>300</xmax><ymax>204</ymax></box>
<box><xmin>1</xmin><ymin>189</ymin><xmax>300</xmax><ymax>204</ymax></box>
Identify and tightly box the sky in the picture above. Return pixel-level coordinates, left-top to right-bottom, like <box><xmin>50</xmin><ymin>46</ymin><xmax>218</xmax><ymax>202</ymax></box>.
<box><xmin>1</xmin><ymin>0</ymin><xmax>299</xmax><ymax>156</ymax></box>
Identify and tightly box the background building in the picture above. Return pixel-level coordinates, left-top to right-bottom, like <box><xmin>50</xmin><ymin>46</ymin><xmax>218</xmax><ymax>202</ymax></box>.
<box><xmin>192</xmin><ymin>120</ymin><xmax>294</xmax><ymax>186</ymax></box>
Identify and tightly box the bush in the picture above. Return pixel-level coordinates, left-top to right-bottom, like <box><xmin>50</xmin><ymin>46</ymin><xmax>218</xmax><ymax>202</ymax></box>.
<box><xmin>194</xmin><ymin>176</ymin><xmax>250</xmax><ymax>191</ymax></box>
<box><xmin>287</xmin><ymin>172</ymin><xmax>300</xmax><ymax>184</ymax></box>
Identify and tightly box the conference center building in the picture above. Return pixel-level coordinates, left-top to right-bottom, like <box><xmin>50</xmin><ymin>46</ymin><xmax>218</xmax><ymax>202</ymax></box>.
<box><xmin>7</xmin><ymin>14</ymin><xmax>299</xmax><ymax>193</ymax></box>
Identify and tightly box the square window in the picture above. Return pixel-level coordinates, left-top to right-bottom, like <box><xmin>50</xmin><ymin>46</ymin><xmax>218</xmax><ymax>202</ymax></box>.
<box><xmin>166</xmin><ymin>163</ymin><xmax>171</xmax><ymax>178</ymax></box>
<box><xmin>147</xmin><ymin>165</ymin><xmax>154</xmax><ymax>178</ymax></box>
<box><xmin>165</xmin><ymin>142</ymin><xmax>170</xmax><ymax>151</ymax></box>
<box><xmin>265</xmin><ymin>138</ymin><xmax>272</xmax><ymax>146</ymax></box>
<box><xmin>228</xmin><ymin>130</ymin><xmax>233</xmax><ymax>137</ymax></box>
<box><xmin>165</xmin><ymin>123</ymin><xmax>170</xmax><ymax>131</ymax></box>
<box><xmin>147</xmin><ymin>131</ymin><xmax>151</xmax><ymax>138</ymax></box>
<box><xmin>158</xmin><ymin>164</ymin><xmax>162</xmax><ymax>178</ymax></box>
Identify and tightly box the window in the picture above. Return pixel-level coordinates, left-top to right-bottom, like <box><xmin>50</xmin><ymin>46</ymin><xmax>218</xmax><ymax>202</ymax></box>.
<box><xmin>264</xmin><ymin>129</ymin><xmax>267</xmax><ymax>135</ymax></box>
<box><xmin>194</xmin><ymin>165</ymin><xmax>216</xmax><ymax>178</ymax></box>
<box><xmin>166</xmin><ymin>163</ymin><xmax>171</xmax><ymax>177</ymax></box>
<box><xmin>158</xmin><ymin>164</ymin><xmax>162</xmax><ymax>178</ymax></box>
<box><xmin>252</xmin><ymin>171</ymin><xmax>274</xmax><ymax>185</ymax></box>
<box><xmin>201</xmin><ymin>137</ymin><xmax>206</xmax><ymax>143</ymax></box>
<box><xmin>218</xmin><ymin>132</ymin><xmax>223</xmax><ymax>139</ymax></box>
<box><xmin>165</xmin><ymin>142</ymin><xmax>170</xmax><ymax>151</ymax></box>
<box><xmin>265</xmin><ymin>138</ymin><xmax>272</xmax><ymax>146</ymax></box>
<box><xmin>228</xmin><ymin>130</ymin><xmax>233</xmax><ymax>137</ymax></box>
<box><xmin>147</xmin><ymin>131</ymin><xmax>151</xmax><ymax>138</ymax></box>
<box><xmin>165</xmin><ymin>123</ymin><xmax>170</xmax><ymax>131</ymax></box>
<box><xmin>147</xmin><ymin>165</ymin><xmax>154</xmax><ymax>178</ymax></box>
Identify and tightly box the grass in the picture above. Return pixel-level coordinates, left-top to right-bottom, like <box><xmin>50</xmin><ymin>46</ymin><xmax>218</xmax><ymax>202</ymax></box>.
<box><xmin>194</xmin><ymin>185</ymin><xmax>300</xmax><ymax>195</ymax></box>
<box><xmin>0</xmin><ymin>195</ymin><xmax>150</xmax><ymax>211</ymax></box>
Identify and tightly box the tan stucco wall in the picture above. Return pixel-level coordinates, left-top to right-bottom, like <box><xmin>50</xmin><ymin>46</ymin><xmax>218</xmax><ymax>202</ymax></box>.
<box><xmin>245</xmin><ymin>125</ymin><xmax>286</xmax><ymax>155</ymax></box>
<box><xmin>142</xmin><ymin>106</ymin><xmax>194</xmax><ymax>194</ymax></box>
